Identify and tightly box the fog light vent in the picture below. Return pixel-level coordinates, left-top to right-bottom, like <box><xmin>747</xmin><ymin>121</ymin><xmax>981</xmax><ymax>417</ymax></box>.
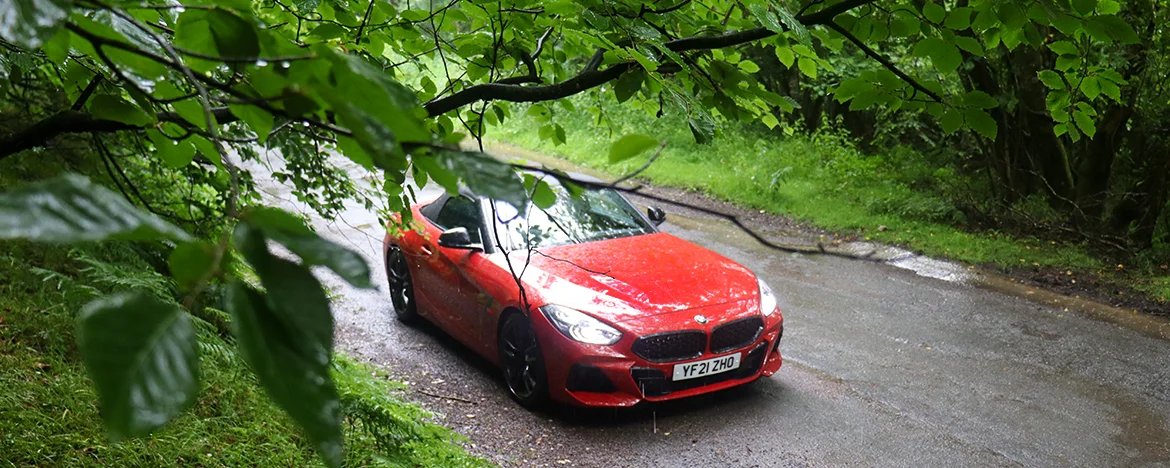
<box><xmin>566</xmin><ymin>364</ymin><xmax>617</xmax><ymax>393</ymax></box>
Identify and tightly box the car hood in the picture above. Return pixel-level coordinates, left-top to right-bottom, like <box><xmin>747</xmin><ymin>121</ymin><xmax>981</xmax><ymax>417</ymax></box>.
<box><xmin>518</xmin><ymin>232</ymin><xmax>759</xmax><ymax>323</ymax></box>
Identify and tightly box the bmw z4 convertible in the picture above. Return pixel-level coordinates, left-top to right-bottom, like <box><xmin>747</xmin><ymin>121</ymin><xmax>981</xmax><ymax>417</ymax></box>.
<box><xmin>383</xmin><ymin>175</ymin><xmax>784</xmax><ymax>407</ymax></box>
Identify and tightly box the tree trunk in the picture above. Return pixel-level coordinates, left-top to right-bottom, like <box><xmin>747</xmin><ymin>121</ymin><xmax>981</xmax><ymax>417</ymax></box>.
<box><xmin>1074</xmin><ymin>105</ymin><xmax>1133</xmax><ymax>221</ymax></box>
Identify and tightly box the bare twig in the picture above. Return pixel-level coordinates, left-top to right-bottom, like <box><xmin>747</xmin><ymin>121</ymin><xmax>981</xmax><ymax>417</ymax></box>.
<box><xmin>416</xmin><ymin>389</ymin><xmax>477</xmax><ymax>404</ymax></box>
<box><xmin>510</xmin><ymin>163</ymin><xmax>881</xmax><ymax>261</ymax></box>
<box><xmin>824</xmin><ymin>21</ymin><xmax>942</xmax><ymax>103</ymax></box>
<box><xmin>71</xmin><ymin>75</ymin><xmax>102</xmax><ymax>110</ymax></box>
<box><xmin>612</xmin><ymin>142</ymin><xmax>667</xmax><ymax>186</ymax></box>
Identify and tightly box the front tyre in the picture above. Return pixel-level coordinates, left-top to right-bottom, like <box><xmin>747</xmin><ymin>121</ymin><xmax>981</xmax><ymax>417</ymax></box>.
<box><xmin>499</xmin><ymin>313</ymin><xmax>549</xmax><ymax>408</ymax></box>
<box><xmin>385</xmin><ymin>246</ymin><xmax>418</xmax><ymax>324</ymax></box>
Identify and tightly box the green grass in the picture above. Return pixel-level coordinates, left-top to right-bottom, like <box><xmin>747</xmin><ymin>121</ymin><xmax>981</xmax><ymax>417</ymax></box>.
<box><xmin>0</xmin><ymin>240</ymin><xmax>490</xmax><ymax>467</ymax></box>
<box><xmin>491</xmin><ymin>95</ymin><xmax>1170</xmax><ymax>303</ymax></box>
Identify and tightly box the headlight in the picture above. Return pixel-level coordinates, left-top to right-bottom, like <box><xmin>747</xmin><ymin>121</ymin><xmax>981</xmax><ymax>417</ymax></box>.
<box><xmin>539</xmin><ymin>304</ymin><xmax>623</xmax><ymax>345</ymax></box>
<box><xmin>758</xmin><ymin>277</ymin><xmax>777</xmax><ymax>316</ymax></box>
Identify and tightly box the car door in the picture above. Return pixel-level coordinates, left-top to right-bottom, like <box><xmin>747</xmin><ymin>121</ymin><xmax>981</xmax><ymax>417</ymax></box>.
<box><xmin>416</xmin><ymin>196</ymin><xmax>493</xmax><ymax>347</ymax></box>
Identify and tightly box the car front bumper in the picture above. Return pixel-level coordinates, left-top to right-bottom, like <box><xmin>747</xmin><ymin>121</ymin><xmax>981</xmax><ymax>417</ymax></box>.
<box><xmin>533</xmin><ymin>309</ymin><xmax>784</xmax><ymax>407</ymax></box>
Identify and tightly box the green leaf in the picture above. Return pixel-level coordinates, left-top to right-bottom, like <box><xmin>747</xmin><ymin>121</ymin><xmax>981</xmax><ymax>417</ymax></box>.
<box><xmin>531</xmin><ymin>180</ymin><xmax>556</xmax><ymax>209</ymax></box>
<box><xmin>997</xmin><ymin>3</ymin><xmax>1026</xmax><ymax>28</ymax></box>
<box><xmin>227</xmin><ymin>276</ymin><xmax>341</xmax><ymax>468</ymax></box>
<box><xmin>923</xmin><ymin>2</ymin><xmax>946</xmax><ymax>23</ymax></box>
<box><xmin>229</xmin><ymin>104</ymin><xmax>275</xmax><ymax>143</ymax></box>
<box><xmin>1099</xmin><ymin>78</ymin><xmax>1122</xmax><ymax>102</ymax></box>
<box><xmin>1072</xmin><ymin>0</ymin><xmax>1097</xmax><ymax>16</ymax></box>
<box><xmin>761</xmin><ymin>113</ymin><xmax>780</xmax><ymax>129</ymax></box>
<box><xmin>608</xmin><ymin>134</ymin><xmax>659</xmax><ymax>163</ymax></box>
<box><xmin>326</xmin><ymin>101</ymin><xmax>402</xmax><ymax>171</ymax></box>
<box><xmin>189</xmin><ymin>135</ymin><xmax>222</xmax><ymax>169</ymax></box>
<box><xmin>1038</xmin><ymin>70</ymin><xmax>1066</xmax><ymax>89</ymax></box>
<box><xmin>964</xmin><ymin>108</ymin><xmax>998</xmax><ymax>140</ymax></box>
<box><xmin>1073</xmin><ymin>110</ymin><xmax>1096</xmax><ymax>138</ymax></box>
<box><xmin>308</xmin><ymin>23</ymin><xmax>346</xmax><ymax>40</ymax></box>
<box><xmin>318</xmin><ymin>48</ymin><xmax>427</xmax><ymax>142</ymax></box>
<box><xmin>205</xmin><ymin>8</ymin><xmax>260</xmax><ymax>59</ymax></box>
<box><xmin>1049</xmin><ymin>13</ymin><xmax>1084</xmax><ymax>36</ymax></box>
<box><xmin>963</xmin><ymin>90</ymin><xmax>998</xmax><ymax>109</ymax></box>
<box><xmin>1048</xmin><ymin>41</ymin><xmax>1078</xmax><ymax>56</ymax></box>
<box><xmin>168</xmin><ymin>242</ymin><xmax>218</xmax><ymax>290</ymax></box>
<box><xmin>0</xmin><ymin>173</ymin><xmax>191</xmax><ymax>242</ymax></box>
<box><xmin>147</xmin><ymin>130</ymin><xmax>197</xmax><ymax>169</ymax></box>
<box><xmin>1050</xmin><ymin>107</ymin><xmax>1070</xmax><ymax>122</ymax></box>
<box><xmin>1097</xmin><ymin>69</ymin><xmax>1126</xmax><ymax>84</ymax></box>
<box><xmin>775</xmin><ymin>46</ymin><xmax>795</xmax><ymax>68</ymax></box>
<box><xmin>172</xmin><ymin>11</ymin><xmax>220</xmax><ymax>73</ymax></box>
<box><xmin>526</xmin><ymin>104</ymin><xmax>550</xmax><ymax>118</ymax></box>
<box><xmin>972</xmin><ymin>6</ymin><xmax>998</xmax><ymax>32</ymax></box>
<box><xmin>171</xmin><ymin>99</ymin><xmax>209</xmax><ymax>130</ymax></box>
<box><xmin>555</xmin><ymin>124</ymin><xmax>567</xmax><ymax>146</ymax></box>
<box><xmin>293</xmin><ymin>0</ymin><xmax>320</xmax><ymax>12</ymax></box>
<box><xmin>945</xmin><ymin>8</ymin><xmax>972</xmax><ymax>30</ymax></box>
<box><xmin>91</xmin><ymin>94</ymin><xmax>154</xmax><ymax>126</ymax></box>
<box><xmin>1080</xmin><ymin>19</ymin><xmax>1112</xmax><ymax>43</ymax></box>
<box><xmin>749</xmin><ymin>3</ymin><xmax>784</xmax><ymax>34</ymax></box>
<box><xmin>1090</xmin><ymin>15</ymin><xmax>1138</xmax><ymax>43</ymax></box>
<box><xmin>538</xmin><ymin>124</ymin><xmax>555</xmax><ymax>141</ymax></box>
<box><xmin>1079</xmin><ymin>76</ymin><xmax>1102</xmax><ymax>100</ymax></box>
<box><xmin>914</xmin><ymin>38</ymin><xmax>962</xmax><ymax>73</ymax></box>
<box><xmin>849</xmin><ymin>89</ymin><xmax>881</xmax><ymax>111</ymax></box>
<box><xmin>78</xmin><ymin>292</ymin><xmax>199</xmax><ymax>440</ymax></box>
<box><xmin>613</xmin><ymin>69</ymin><xmax>643</xmax><ymax>103</ymax></box>
<box><xmin>1055</xmin><ymin>55</ymin><xmax>1081</xmax><ymax>71</ymax></box>
<box><xmin>41</xmin><ymin>28</ymin><xmax>72</xmax><ymax>64</ymax></box>
<box><xmin>797</xmin><ymin>57</ymin><xmax>817</xmax><ymax>79</ymax></box>
<box><xmin>772</xmin><ymin>5</ymin><xmax>811</xmax><ymax>45</ymax></box>
<box><xmin>689</xmin><ymin>117</ymin><xmax>715</xmax><ymax>144</ymax></box>
<box><xmin>834</xmin><ymin>78</ymin><xmax>873</xmax><ymax>102</ymax></box>
<box><xmin>435</xmin><ymin>151</ymin><xmax>528</xmax><ymax>213</ymax></box>
<box><xmin>243</xmin><ymin>207</ymin><xmax>373</xmax><ymax>289</ymax></box>
<box><xmin>954</xmin><ymin>37</ymin><xmax>984</xmax><ymax>55</ymax></box>
<box><xmin>738</xmin><ymin>60</ymin><xmax>760</xmax><ymax>74</ymax></box>
<box><xmin>940</xmin><ymin>108</ymin><xmax>963</xmax><ymax>134</ymax></box>
<box><xmin>1047</xmin><ymin>89</ymin><xmax>1071</xmax><ymax>109</ymax></box>
<box><xmin>0</xmin><ymin>0</ymin><xmax>71</xmax><ymax>48</ymax></box>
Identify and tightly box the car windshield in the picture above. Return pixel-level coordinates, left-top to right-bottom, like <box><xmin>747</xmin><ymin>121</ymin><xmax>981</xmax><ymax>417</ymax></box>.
<box><xmin>491</xmin><ymin>184</ymin><xmax>655</xmax><ymax>250</ymax></box>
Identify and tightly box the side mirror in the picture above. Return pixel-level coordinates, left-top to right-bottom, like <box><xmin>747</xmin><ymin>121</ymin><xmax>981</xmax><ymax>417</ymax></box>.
<box><xmin>647</xmin><ymin>206</ymin><xmax>666</xmax><ymax>226</ymax></box>
<box><xmin>438</xmin><ymin>227</ymin><xmax>484</xmax><ymax>251</ymax></box>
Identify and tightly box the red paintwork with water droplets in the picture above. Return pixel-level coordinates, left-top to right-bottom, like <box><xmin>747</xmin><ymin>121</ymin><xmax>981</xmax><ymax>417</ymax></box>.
<box><xmin>385</xmin><ymin>202</ymin><xmax>783</xmax><ymax>407</ymax></box>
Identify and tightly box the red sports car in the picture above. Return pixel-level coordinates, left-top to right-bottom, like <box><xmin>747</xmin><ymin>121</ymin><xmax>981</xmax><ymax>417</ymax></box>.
<box><xmin>383</xmin><ymin>176</ymin><xmax>784</xmax><ymax>407</ymax></box>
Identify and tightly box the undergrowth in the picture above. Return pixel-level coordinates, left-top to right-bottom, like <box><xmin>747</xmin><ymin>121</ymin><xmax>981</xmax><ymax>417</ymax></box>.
<box><xmin>0</xmin><ymin>240</ymin><xmax>489</xmax><ymax>467</ymax></box>
<box><xmin>491</xmin><ymin>94</ymin><xmax>1170</xmax><ymax>303</ymax></box>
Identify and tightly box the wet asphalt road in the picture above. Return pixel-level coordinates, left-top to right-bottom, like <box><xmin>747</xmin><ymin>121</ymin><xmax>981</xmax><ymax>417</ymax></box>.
<box><xmin>246</xmin><ymin>152</ymin><xmax>1170</xmax><ymax>467</ymax></box>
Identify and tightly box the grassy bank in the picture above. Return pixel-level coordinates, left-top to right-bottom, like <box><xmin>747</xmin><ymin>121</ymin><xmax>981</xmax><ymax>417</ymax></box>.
<box><xmin>492</xmin><ymin>95</ymin><xmax>1170</xmax><ymax>304</ymax></box>
<box><xmin>0</xmin><ymin>240</ymin><xmax>488</xmax><ymax>467</ymax></box>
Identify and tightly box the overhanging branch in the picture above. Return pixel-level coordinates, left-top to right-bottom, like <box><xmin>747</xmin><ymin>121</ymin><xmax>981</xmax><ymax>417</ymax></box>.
<box><xmin>0</xmin><ymin>108</ymin><xmax>237</xmax><ymax>161</ymax></box>
<box><xmin>424</xmin><ymin>0</ymin><xmax>878</xmax><ymax>117</ymax></box>
<box><xmin>823</xmin><ymin>21</ymin><xmax>943</xmax><ymax>103</ymax></box>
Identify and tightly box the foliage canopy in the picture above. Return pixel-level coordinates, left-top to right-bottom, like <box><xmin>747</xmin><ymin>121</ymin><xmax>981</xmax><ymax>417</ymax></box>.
<box><xmin>0</xmin><ymin>0</ymin><xmax>1147</xmax><ymax>465</ymax></box>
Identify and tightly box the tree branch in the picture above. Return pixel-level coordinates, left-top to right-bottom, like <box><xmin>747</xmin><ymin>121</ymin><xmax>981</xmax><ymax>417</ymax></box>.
<box><xmin>0</xmin><ymin>108</ymin><xmax>237</xmax><ymax>161</ymax></box>
<box><xmin>509</xmin><ymin>162</ymin><xmax>880</xmax><ymax>261</ymax></box>
<box><xmin>823</xmin><ymin>21</ymin><xmax>943</xmax><ymax>103</ymax></box>
<box><xmin>424</xmin><ymin>0</ymin><xmax>877</xmax><ymax>117</ymax></box>
<box><xmin>71</xmin><ymin>75</ymin><xmax>103</xmax><ymax>110</ymax></box>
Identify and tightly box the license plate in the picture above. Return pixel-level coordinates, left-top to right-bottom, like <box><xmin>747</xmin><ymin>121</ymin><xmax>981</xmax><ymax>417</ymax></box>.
<box><xmin>672</xmin><ymin>353</ymin><xmax>741</xmax><ymax>381</ymax></box>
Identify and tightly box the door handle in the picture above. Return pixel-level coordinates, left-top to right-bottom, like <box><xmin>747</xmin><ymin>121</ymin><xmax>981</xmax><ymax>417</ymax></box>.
<box><xmin>420</xmin><ymin>244</ymin><xmax>434</xmax><ymax>256</ymax></box>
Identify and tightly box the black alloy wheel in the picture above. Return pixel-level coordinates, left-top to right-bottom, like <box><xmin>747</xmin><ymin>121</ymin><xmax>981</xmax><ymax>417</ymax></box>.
<box><xmin>499</xmin><ymin>313</ymin><xmax>548</xmax><ymax>407</ymax></box>
<box><xmin>385</xmin><ymin>246</ymin><xmax>418</xmax><ymax>323</ymax></box>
